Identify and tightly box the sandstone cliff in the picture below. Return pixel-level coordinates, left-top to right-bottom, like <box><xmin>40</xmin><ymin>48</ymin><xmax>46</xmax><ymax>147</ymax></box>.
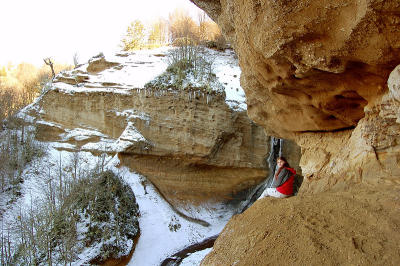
<box><xmin>189</xmin><ymin>0</ymin><xmax>400</xmax><ymax>264</ymax></box>
<box><xmin>192</xmin><ymin>0</ymin><xmax>400</xmax><ymax>190</ymax></box>
<box><xmin>28</xmin><ymin>48</ymin><xmax>273</xmax><ymax>206</ymax></box>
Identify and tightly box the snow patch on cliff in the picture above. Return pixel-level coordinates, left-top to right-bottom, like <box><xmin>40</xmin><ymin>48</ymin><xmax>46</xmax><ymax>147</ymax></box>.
<box><xmin>52</xmin><ymin>46</ymin><xmax>246</xmax><ymax>110</ymax></box>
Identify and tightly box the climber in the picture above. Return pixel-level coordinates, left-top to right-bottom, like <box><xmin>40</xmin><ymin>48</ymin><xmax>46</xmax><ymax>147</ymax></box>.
<box><xmin>258</xmin><ymin>156</ymin><xmax>296</xmax><ymax>199</ymax></box>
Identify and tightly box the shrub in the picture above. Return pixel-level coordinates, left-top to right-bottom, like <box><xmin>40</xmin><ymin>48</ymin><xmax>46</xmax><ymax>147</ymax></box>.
<box><xmin>171</xmin><ymin>37</ymin><xmax>197</xmax><ymax>47</ymax></box>
<box><xmin>145</xmin><ymin>44</ymin><xmax>223</xmax><ymax>95</ymax></box>
<box><xmin>0</xmin><ymin>125</ymin><xmax>45</xmax><ymax>195</ymax></box>
<box><xmin>6</xmin><ymin>167</ymin><xmax>139</xmax><ymax>265</ymax></box>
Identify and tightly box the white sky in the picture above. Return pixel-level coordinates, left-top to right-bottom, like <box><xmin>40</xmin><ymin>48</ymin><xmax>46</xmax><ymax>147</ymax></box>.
<box><xmin>0</xmin><ymin>0</ymin><xmax>203</xmax><ymax>66</ymax></box>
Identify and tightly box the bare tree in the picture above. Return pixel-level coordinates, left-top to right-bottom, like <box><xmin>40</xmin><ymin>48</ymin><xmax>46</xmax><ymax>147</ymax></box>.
<box><xmin>43</xmin><ymin>58</ymin><xmax>55</xmax><ymax>79</ymax></box>
<box><xmin>73</xmin><ymin>53</ymin><xmax>79</xmax><ymax>68</ymax></box>
<box><xmin>168</xmin><ymin>8</ymin><xmax>198</xmax><ymax>43</ymax></box>
<box><xmin>148</xmin><ymin>18</ymin><xmax>168</xmax><ymax>47</ymax></box>
<box><xmin>198</xmin><ymin>11</ymin><xmax>208</xmax><ymax>44</ymax></box>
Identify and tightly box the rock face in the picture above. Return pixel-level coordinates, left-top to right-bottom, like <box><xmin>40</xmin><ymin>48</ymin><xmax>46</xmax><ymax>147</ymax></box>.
<box><xmin>189</xmin><ymin>0</ymin><xmax>400</xmax><ymax>264</ymax></box>
<box><xmin>191</xmin><ymin>0</ymin><xmax>400</xmax><ymax>191</ymax></box>
<box><xmin>30</xmin><ymin>49</ymin><xmax>273</xmax><ymax>206</ymax></box>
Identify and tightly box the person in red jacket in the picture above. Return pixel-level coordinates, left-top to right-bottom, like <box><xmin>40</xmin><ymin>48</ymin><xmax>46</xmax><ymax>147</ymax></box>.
<box><xmin>258</xmin><ymin>156</ymin><xmax>296</xmax><ymax>199</ymax></box>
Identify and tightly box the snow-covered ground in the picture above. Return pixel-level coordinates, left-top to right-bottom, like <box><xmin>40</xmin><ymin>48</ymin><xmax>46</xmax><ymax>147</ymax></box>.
<box><xmin>54</xmin><ymin>46</ymin><xmax>246</xmax><ymax>111</ymax></box>
<box><xmin>211</xmin><ymin>49</ymin><xmax>246</xmax><ymax>110</ymax></box>
<box><xmin>181</xmin><ymin>248</ymin><xmax>213</xmax><ymax>266</ymax></box>
<box><xmin>0</xmin><ymin>141</ymin><xmax>235</xmax><ymax>265</ymax></box>
<box><xmin>121</xmin><ymin>161</ymin><xmax>233</xmax><ymax>266</ymax></box>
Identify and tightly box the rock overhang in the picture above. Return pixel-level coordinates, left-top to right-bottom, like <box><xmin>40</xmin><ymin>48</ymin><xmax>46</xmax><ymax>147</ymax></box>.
<box><xmin>191</xmin><ymin>0</ymin><xmax>400</xmax><ymax>138</ymax></box>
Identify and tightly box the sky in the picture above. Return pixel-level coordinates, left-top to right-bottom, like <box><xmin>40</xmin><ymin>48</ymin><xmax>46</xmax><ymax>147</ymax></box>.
<box><xmin>0</xmin><ymin>0</ymin><xmax>203</xmax><ymax>66</ymax></box>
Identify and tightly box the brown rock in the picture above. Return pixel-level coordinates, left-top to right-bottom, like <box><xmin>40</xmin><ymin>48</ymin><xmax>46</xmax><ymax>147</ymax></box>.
<box><xmin>87</xmin><ymin>54</ymin><xmax>119</xmax><ymax>73</ymax></box>
<box><xmin>191</xmin><ymin>0</ymin><xmax>400</xmax><ymax>137</ymax></box>
<box><xmin>190</xmin><ymin>0</ymin><xmax>400</xmax><ymax>190</ymax></box>
<box><xmin>190</xmin><ymin>0</ymin><xmax>400</xmax><ymax>264</ymax></box>
<box><xmin>201</xmin><ymin>185</ymin><xmax>400</xmax><ymax>265</ymax></box>
<box><xmin>295</xmin><ymin>68</ymin><xmax>400</xmax><ymax>193</ymax></box>
<box><xmin>35</xmin><ymin>86</ymin><xmax>271</xmax><ymax>205</ymax></box>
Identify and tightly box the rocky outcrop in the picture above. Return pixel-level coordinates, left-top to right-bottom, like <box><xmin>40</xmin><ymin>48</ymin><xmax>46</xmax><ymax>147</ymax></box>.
<box><xmin>191</xmin><ymin>0</ymin><xmax>400</xmax><ymax>189</ymax></box>
<box><xmin>189</xmin><ymin>0</ymin><xmax>400</xmax><ymax>264</ymax></box>
<box><xmin>28</xmin><ymin>49</ymin><xmax>274</xmax><ymax>206</ymax></box>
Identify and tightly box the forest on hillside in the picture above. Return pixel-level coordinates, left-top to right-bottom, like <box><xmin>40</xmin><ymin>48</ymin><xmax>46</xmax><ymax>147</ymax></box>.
<box><xmin>120</xmin><ymin>9</ymin><xmax>226</xmax><ymax>51</ymax></box>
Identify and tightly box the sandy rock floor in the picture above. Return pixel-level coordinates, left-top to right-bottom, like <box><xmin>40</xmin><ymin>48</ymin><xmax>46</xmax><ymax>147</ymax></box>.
<box><xmin>202</xmin><ymin>184</ymin><xmax>400</xmax><ymax>265</ymax></box>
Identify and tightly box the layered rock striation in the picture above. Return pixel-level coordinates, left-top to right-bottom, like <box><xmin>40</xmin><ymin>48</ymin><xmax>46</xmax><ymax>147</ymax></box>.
<box><xmin>28</xmin><ymin>48</ymin><xmax>272</xmax><ymax>205</ymax></box>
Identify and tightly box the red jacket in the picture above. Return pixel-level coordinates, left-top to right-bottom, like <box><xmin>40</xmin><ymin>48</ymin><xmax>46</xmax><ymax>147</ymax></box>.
<box><xmin>276</xmin><ymin>167</ymin><xmax>296</xmax><ymax>195</ymax></box>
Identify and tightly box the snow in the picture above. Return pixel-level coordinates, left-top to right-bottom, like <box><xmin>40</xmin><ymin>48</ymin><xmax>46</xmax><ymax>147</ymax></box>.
<box><xmin>0</xmin><ymin>140</ymin><xmax>234</xmax><ymax>266</ymax></box>
<box><xmin>51</xmin><ymin>46</ymin><xmax>246</xmax><ymax>111</ymax></box>
<box><xmin>36</xmin><ymin>120</ymin><xmax>63</xmax><ymax>128</ymax></box>
<box><xmin>80</xmin><ymin>138</ymin><xmax>116</xmax><ymax>152</ymax></box>
<box><xmin>114</xmin><ymin>109</ymin><xmax>151</xmax><ymax>122</ymax></box>
<box><xmin>50</xmin><ymin>122</ymin><xmax>148</xmax><ymax>154</ymax></box>
<box><xmin>0</xmin><ymin>46</ymin><xmax>248</xmax><ymax>265</ymax></box>
<box><xmin>116</xmin><ymin>158</ymin><xmax>234</xmax><ymax>266</ymax></box>
<box><xmin>118</xmin><ymin>122</ymin><xmax>146</xmax><ymax>142</ymax></box>
<box><xmin>60</xmin><ymin>127</ymin><xmax>107</xmax><ymax>142</ymax></box>
<box><xmin>53</xmin><ymin>82</ymin><xmax>133</xmax><ymax>95</ymax></box>
<box><xmin>113</xmin><ymin>122</ymin><xmax>148</xmax><ymax>152</ymax></box>
<box><xmin>212</xmin><ymin>49</ymin><xmax>247</xmax><ymax>110</ymax></box>
<box><xmin>89</xmin><ymin>48</ymin><xmax>170</xmax><ymax>88</ymax></box>
<box><xmin>180</xmin><ymin>247</ymin><xmax>213</xmax><ymax>266</ymax></box>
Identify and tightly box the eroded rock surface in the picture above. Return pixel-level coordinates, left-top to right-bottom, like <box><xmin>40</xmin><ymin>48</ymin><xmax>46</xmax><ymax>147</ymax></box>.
<box><xmin>192</xmin><ymin>0</ymin><xmax>400</xmax><ymax>135</ymax></box>
<box><xmin>190</xmin><ymin>0</ymin><xmax>400</xmax><ymax>264</ymax></box>
<box><xmin>191</xmin><ymin>0</ymin><xmax>400</xmax><ymax>190</ymax></box>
